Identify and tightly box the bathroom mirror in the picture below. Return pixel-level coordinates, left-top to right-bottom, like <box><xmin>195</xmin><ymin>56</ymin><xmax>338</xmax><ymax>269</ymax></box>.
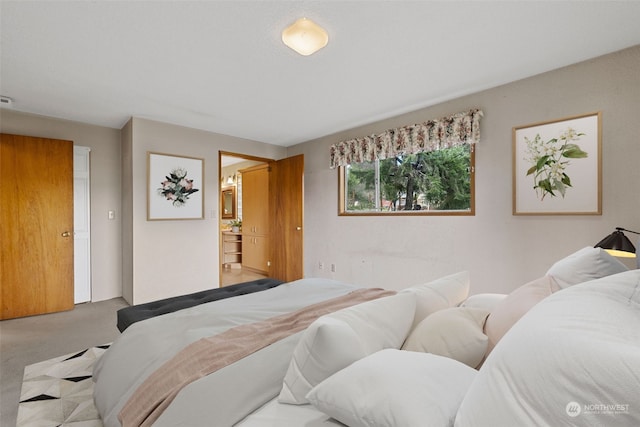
<box><xmin>221</xmin><ymin>186</ymin><xmax>236</xmax><ymax>220</ymax></box>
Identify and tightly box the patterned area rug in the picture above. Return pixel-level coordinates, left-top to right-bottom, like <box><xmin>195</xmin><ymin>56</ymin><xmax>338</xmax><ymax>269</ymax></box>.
<box><xmin>18</xmin><ymin>345</ymin><xmax>109</xmax><ymax>427</ymax></box>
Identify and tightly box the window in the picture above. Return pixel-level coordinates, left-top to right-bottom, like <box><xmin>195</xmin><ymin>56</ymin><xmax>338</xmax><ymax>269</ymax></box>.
<box><xmin>339</xmin><ymin>144</ymin><xmax>474</xmax><ymax>215</ymax></box>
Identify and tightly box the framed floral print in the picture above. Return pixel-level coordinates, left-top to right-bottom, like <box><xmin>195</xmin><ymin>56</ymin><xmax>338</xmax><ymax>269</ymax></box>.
<box><xmin>148</xmin><ymin>152</ymin><xmax>204</xmax><ymax>220</ymax></box>
<box><xmin>512</xmin><ymin>112</ymin><xmax>601</xmax><ymax>215</ymax></box>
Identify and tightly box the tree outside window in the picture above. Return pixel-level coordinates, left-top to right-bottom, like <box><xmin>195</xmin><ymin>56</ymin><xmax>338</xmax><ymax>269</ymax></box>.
<box><xmin>339</xmin><ymin>144</ymin><xmax>474</xmax><ymax>215</ymax></box>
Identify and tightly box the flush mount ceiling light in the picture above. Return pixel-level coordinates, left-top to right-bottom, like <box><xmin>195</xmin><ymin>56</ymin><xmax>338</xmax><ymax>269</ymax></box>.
<box><xmin>282</xmin><ymin>17</ymin><xmax>328</xmax><ymax>56</ymax></box>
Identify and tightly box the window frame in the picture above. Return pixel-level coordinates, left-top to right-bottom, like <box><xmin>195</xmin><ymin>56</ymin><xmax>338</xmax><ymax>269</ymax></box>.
<box><xmin>338</xmin><ymin>144</ymin><xmax>475</xmax><ymax>216</ymax></box>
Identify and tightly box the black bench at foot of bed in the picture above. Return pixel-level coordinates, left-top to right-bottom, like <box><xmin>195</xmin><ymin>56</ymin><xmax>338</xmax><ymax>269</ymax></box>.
<box><xmin>117</xmin><ymin>278</ymin><xmax>285</xmax><ymax>332</ymax></box>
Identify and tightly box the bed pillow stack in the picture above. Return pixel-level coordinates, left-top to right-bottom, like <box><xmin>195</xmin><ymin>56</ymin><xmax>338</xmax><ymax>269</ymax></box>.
<box><xmin>455</xmin><ymin>269</ymin><xmax>640</xmax><ymax>426</ymax></box>
<box><xmin>278</xmin><ymin>291</ymin><xmax>416</xmax><ymax>404</ymax></box>
<box><xmin>484</xmin><ymin>246</ymin><xmax>628</xmax><ymax>353</ymax></box>
<box><xmin>278</xmin><ymin>270</ymin><xmax>470</xmax><ymax>406</ymax></box>
<box><xmin>398</xmin><ymin>248</ymin><xmax>629</xmax><ymax>371</ymax></box>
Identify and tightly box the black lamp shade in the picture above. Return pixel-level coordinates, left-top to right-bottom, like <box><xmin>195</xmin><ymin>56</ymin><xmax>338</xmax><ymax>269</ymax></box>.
<box><xmin>595</xmin><ymin>229</ymin><xmax>636</xmax><ymax>256</ymax></box>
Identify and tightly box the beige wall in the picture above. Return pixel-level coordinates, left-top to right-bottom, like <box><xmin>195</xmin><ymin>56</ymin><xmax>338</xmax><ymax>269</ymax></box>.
<box><xmin>124</xmin><ymin>118</ymin><xmax>286</xmax><ymax>304</ymax></box>
<box><xmin>287</xmin><ymin>46</ymin><xmax>640</xmax><ymax>294</ymax></box>
<box><xmin>2</xmin><ymin>46</ymin><xmax>637</xmax><ymax>303</ymax></box>
<box><xmin>0</xmin><ymin>110</ymin><xmax>122</xmax><ymax>301</ymax></box>
<box><xmin>0</xmin><ymin>112</ymin><xmax>285</xmax><ymax>304</ymax></box>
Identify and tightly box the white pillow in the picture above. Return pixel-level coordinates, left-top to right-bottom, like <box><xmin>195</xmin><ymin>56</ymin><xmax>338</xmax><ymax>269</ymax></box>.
<box><xmin>307</xmin><ymin>349</ymin><xmax>477</xmax><ymax>427</ymax></box>
<box><xmin>459</xmin><ymin>293</ymin><xmax>507</xmax><ymax>311</ymax></box>
<box><xmin>401</xmin><ymin>271</ymin><xmax>470</xmax><ymax>329</ymax></box>
<box><xmin>402</xmin><ymin>307</ymin><xmax>490</xmax><ymax>369</ymax></box>
<box><xmin>455</xmin><ymin>270</ymin><xmax>640</xmax><ymax>427</ymax></box>
<box><xmin>546</xmin><ymin>246</ymin><xmax>628</xmax><ymax>288</ymax></box>
<box><xmin>483</xmin><ymin>275</ymin><xmax>560</xmax><ymax>353</ymax></box>
<box><xmin>278</xmin><ymin>292</ymin><xmax>416</xmax><ymax>405</ymax></box>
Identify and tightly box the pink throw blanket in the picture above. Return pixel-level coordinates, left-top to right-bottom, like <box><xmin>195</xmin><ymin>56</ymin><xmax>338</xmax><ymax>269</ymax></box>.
<box><xmin>119</xmin><ymin>287</ymin><xmax>395</xmax><ymax>427</ymax></box>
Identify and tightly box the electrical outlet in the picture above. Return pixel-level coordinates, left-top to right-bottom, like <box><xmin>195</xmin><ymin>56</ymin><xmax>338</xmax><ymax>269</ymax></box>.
<box><xmin>318</xmin><ymin>262</ymin><xmax>324</xmax><ymax>270</ymax></box>
<box><xmin>331</xmin><ymin>263</ymin><xmax>336</xmax><ymax>273</ymax></box>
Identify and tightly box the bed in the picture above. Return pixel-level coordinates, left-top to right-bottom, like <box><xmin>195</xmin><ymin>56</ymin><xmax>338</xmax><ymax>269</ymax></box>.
<box><xmin>93</xmin><ymin>248</ymin><xmax>640</xmax><ymax>427</ymax></box>
<box><xmin>116</xmin><ymin>278</ymin><xmax>284</xmax><ymax>332</ymax></box>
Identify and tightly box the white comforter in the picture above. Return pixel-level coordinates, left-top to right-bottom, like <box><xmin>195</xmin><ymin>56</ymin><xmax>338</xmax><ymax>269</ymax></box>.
<box><xmin>93</xmin><ymin>278</ymin><xmax>360</xmax><ymax>427</ymax></box>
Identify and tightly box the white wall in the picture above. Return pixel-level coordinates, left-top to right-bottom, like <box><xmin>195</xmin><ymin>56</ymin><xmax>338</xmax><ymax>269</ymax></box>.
<box><xmin>0</xmin><ymin>110</ymin><xmax>123</xmax><ymax>301</ymax></box>
<box><xmin>124</xmin><ymin>118</ymin><xmax>286</xmax><ymax>304</ymax></box>
<box><xmin>287</xmin><ymin>46</ymin><xmax>640</xmax><ymax>294</ymax></box>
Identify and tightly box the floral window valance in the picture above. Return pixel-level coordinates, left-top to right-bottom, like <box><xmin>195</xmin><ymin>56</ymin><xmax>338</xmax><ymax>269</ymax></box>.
<box><xmin>329</xmin><ymin>108</ymin><xmax>483</xmax><ymax>168</ymax></box>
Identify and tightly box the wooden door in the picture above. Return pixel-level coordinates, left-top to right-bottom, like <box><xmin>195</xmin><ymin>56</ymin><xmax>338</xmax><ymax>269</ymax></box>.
<box><xmin>269</xmin><ymin>154</ymin><xmax>304</xmax><ymax>282</ymax></box>
<box><xmin>0</xmin><ymin>134</ymin><xmax>74</xmax><ymax>319</ymax></box>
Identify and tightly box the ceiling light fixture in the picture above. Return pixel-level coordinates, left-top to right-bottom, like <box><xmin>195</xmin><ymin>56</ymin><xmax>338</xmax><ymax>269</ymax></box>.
<box><xmin>282</xmin><ymin>17</ymin><xmax>328</xmax><ymax>56</ymax></box>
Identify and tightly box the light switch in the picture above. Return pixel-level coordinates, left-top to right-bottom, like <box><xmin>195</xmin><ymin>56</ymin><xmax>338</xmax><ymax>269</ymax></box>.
<box><xmin>108</xmin><ymin>210</ymin><xmax>115</xmax><ymax>220</ymax></box>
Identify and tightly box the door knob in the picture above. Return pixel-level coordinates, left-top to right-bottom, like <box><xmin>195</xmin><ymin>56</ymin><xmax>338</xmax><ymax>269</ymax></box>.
<box><xmin>61</xmin><ymin>231</ymin><xmax>71</xmax><ymax>237</ymax></box>
<box><xmin>296</xmin><ymin>227</ymin><xmax>302</xmax><ymax>231</ymax></box>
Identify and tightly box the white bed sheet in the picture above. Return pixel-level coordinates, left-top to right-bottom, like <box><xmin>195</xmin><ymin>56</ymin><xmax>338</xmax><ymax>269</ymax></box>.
<box><xmin>93</xmin><ymin>278</ymin><xmax>361</xmax><ymax>427</ymax></box>
<box><xmin>235</xmin><ymin>397</ymin><xmax>345</xmax><ymax>427</ymax></box>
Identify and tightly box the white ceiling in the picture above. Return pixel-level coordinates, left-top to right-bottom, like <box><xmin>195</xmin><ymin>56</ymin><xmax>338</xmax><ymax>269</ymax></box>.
<box><xmin>1</xmin><ymin>1</ymin><xmax>639</xmax><ymax>147</ymax></box>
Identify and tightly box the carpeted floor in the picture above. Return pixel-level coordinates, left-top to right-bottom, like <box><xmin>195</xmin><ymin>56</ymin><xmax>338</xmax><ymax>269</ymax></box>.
<box><xmin>18</xmin><ymin>345</ymin><xmax>108</xmax><ymax>427</ymax></box>
<box><xmin>1</xmin><ymin>298</ymin><xmax>129</xmax><ymax>427</ymax></box>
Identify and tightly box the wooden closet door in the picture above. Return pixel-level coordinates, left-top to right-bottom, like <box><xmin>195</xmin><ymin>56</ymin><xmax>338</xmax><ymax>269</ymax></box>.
<box><xmin>0</xmin><ymin>134</ymin><xmax>74</xmax><ymax>319</ymax></box>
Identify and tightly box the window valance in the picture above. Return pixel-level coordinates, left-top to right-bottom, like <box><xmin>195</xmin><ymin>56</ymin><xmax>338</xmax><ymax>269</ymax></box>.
<box><xmin>330</xmin><ymin>108</ymin><xmax>483</xmax><ymax>168</ymax></box>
